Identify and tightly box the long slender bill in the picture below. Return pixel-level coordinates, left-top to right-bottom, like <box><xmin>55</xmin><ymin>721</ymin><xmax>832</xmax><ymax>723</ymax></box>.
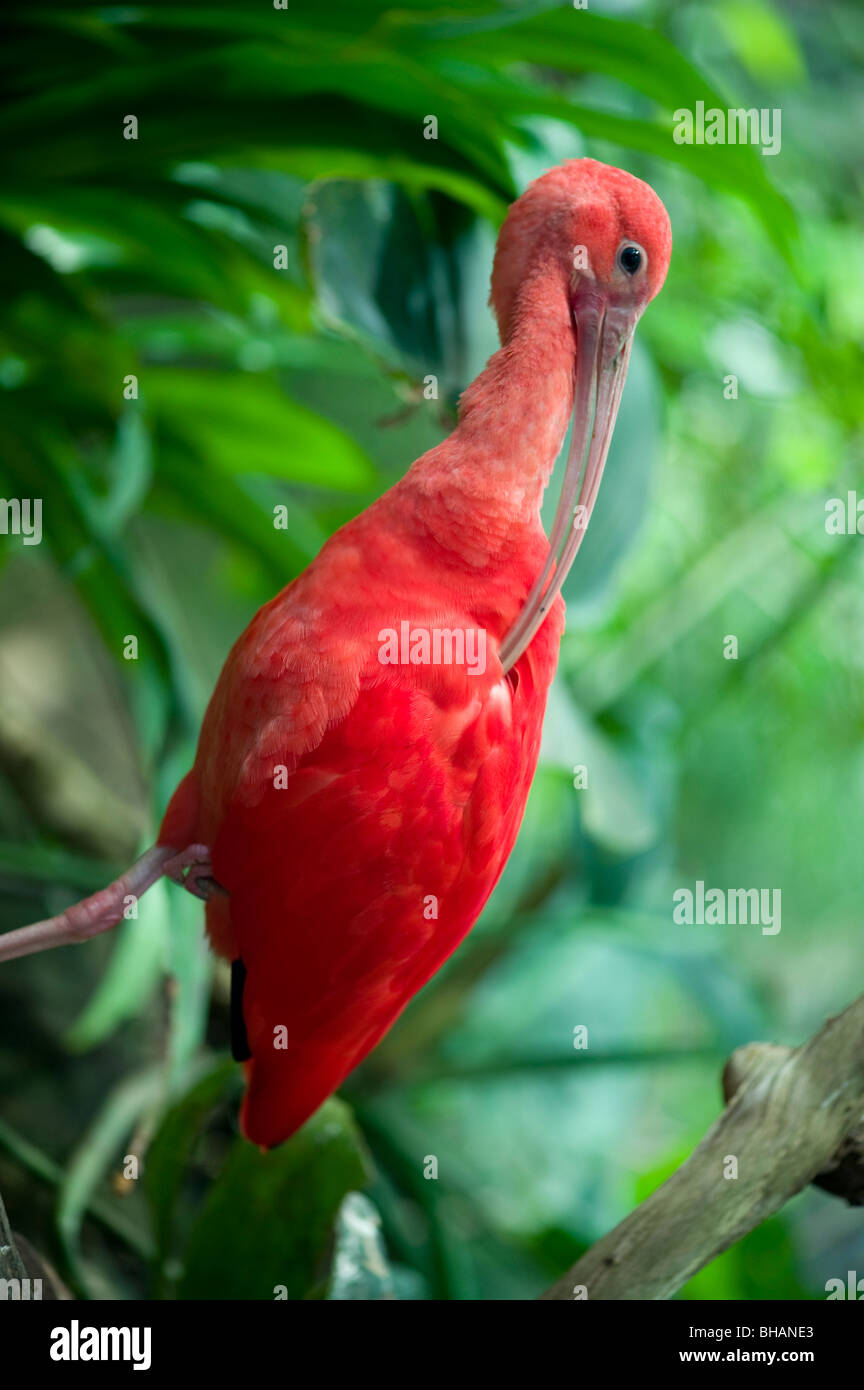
<box><xmin>499</xmin><ymin>294</ymin><xmax>637</xmax><ymax>672</ymax></box>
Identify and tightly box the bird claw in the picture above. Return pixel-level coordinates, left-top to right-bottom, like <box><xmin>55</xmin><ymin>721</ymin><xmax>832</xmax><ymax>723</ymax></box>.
<box><xmin>185</xmin><ymin>870</ymin><xmax>227</xmax><ymax>902</ymax></box>
<box><xmin>162</xmin><ymin>844</ymin><xmax>227</xmax><ymax>901</ymax></box>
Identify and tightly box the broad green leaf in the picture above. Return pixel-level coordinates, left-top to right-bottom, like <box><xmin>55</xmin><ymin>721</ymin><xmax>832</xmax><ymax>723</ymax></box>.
<box><xmin>144</xmin><ymin>369</ymin><xmax>375</xmax><ymax>488</ymax></box>
<box><xmin>539</xmin><ymin>682</ymin><xmax>658</xmax><ymax>857</ymax></box>
<box><xmin>435</xmin><ymin>63</ymin><xmax>796</xmax><ymax>253</ymax></box>
<box><xmin>150</xmin><ymin>449</ymin><xmax>317</xmax><ymax>584</ymax></box>
<box><xmin>306</xmin><ymin>180</ymin><xmax>474</xmax><ymax>388</ymax></box>
<box><xmin>178</xmin><ymin>1098</ymin><xmax>369</xmax><ymax>1300</ymax></box>
<box><xmin>144</xmin><ymin>1056</ymin><xmax>239</xmax><ymax>1277</ymax></box>
<box><xmin>400</xmin><ymin>7</ymin><xmax>797</xmax><ymax>253</ymax></box>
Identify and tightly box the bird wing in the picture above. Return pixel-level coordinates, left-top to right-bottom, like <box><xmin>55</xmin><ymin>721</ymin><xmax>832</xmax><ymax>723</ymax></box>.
<box><xmin>161</xmin><ymin>516</ymin><xmax>561</xmax><ymax>1146</ymax></box>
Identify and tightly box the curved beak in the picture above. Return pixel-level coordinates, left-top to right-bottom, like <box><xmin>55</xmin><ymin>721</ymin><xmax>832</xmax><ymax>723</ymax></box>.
<box><xmin>500</xmin><ymin>287</ymin><xmax>639</xmax><ymax>671</ymax></box>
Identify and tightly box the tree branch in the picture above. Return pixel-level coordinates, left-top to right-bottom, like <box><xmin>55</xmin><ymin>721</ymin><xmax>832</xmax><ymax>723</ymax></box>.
<box><xmin>0</xmin><ymin>1191</ymin><xmax>27</xmax><ymax>1285</ymax></box>
<box><xmin>543</xmin><ymin>994</ymin><xmax>864</xmax><ymax>1300</ymax></box>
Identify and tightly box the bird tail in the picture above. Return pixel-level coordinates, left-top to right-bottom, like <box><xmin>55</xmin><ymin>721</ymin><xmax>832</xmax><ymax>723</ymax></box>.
<box><xmin>239</xmin><ymin>1048</ymin><xmax>344</xmax><ymax>1150</ymax></box>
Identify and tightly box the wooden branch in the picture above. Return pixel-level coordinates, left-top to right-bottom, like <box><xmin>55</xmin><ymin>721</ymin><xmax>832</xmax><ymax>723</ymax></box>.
<box><xmin>542</xmin><ymin>994</ymin><xmax>864</xmax><ymax>1300</ymax></box>
<box><xmin>0</xmin><ymin>1191</ymin><xmax>27</xmax><ymax>1285</ymax></box>
<box><xmin>0</xmin><ymin>1191</ymin><xmax>72</xmax><ymax>1298</ymax></box>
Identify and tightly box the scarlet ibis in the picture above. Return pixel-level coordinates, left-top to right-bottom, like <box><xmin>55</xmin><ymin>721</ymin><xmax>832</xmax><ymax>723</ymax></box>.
<box><xmin>1</xmin><ymin>159</ymin><xmax>671</xmax><ymax>1147</ymax></box>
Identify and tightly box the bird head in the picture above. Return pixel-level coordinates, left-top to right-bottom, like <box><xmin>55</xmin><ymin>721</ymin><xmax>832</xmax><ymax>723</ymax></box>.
<box><xmin>492</xmin><ymin>159</ymin><xmax>672</xmax><ymax>669</ymax></box>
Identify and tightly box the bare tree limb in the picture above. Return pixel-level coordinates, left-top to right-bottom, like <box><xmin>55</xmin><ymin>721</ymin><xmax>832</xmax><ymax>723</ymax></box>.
<box><xmin>0</xmin><ymin>1192</ymin><xmax>72</xmax><ymax>1298</ymax></box>
<box><xmin>543</xmin><ymin>994</ymin><xmax>864</xmax><ymax>1300</ymax></box>
<box><xmin>0</xmin><ymin>1191</ymin><xmax>27</xmax><ymax>1284</ymax></box>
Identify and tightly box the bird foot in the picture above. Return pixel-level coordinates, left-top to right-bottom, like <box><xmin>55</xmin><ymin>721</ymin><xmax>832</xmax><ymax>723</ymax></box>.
<box><xmin>162</xmin><ymin>844</ymin><xmax>226</xmax><ymax>901</ymax></box>
<box><xmin>0</xmin><ymin>841</ymin><xmax>229</xmax><ymax>965</ymax></box>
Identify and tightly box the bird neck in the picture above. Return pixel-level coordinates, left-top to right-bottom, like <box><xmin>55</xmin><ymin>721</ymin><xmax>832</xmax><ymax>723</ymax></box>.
<box><xmin>399</xmin><ymin>264</ymin><xmax>575</xmax><ymax>568</ymax></box>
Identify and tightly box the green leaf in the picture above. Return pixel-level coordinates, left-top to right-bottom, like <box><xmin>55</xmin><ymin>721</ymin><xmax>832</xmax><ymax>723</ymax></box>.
<box><xmin>178</xmin><ymin>1098</ymin><xmax>369</xmax><ymax>1300</ymax></box>
<box><xmin>57</xmin><ymin>1068</ymin><xmax>162</xmax><ymax>1295</ymax></box>
<box><xmin>405</xmin><ymin>8</ymin><xmax>797</xmax><ymax>254</ymax></box>
<box><xmin>64</xmin><ymin>882</ymin><xmax>168</xmax><ymax>1051</ymax></box>
<box><xmin>305</xmin><ymin>180</ymin><xmax>474</xmax><ymax>386</ymax></box>
<box><xmin>163</xmin><ymin>887</ymin><xmax>214</xmax><ymax>1091</ymax></box>
<box><xmin>144</xmin><ymin>369</ymin><xmax>376</xmax><ymax>488</ymax></box>
<box><xmin>0</xmin><ymin>842</ymin><xmax>121</xmax><ymax>892</ymax></box>
<box><xmin>540</xmin><ymin>683</ymin><xmax>658</xmax><ymax>857</ymax></box>
<box><xmin>718</xmin><ymin>0</ymin><xmax>807</xmax><ymax>86</ymax></box>
<box><xmin>102</xmin><ymin>407</ymin><xmax>153</xmax><ymax>534</ymax></box>
<box><xmin>437</xmin><ymin>63</ymin><xmax>796</xmax><ymax>254</ymax></box>
<box><xmin>144</xmin><ymin>1056</ymin><xmax>239</xmax><ymax>1280</ymax></box>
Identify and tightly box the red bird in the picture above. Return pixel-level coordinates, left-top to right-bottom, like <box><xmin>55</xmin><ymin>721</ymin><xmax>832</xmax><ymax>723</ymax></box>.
<box><xmin>1</xmin><ymin>159</ymin><xmax>671</xmax><ymax>1148</ymax></box>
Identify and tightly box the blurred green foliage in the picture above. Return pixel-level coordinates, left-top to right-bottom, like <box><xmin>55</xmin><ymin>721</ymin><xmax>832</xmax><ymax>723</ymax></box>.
<box><xmin>0</xmin><ymin>0</ymin><xmax>861</xmax><ymax>1300</ymax></box>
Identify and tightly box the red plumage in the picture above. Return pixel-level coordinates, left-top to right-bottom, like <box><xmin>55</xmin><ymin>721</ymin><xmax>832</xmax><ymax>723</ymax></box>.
<box><xmin>160</xmin><ymin>488</ymin><xmax>564</xmax><ymax>1146</ymax></box>
<box><xmin>158</xmin><ymin>158</ymin><xmax>671</xmax><ymax>1147</ymax></box>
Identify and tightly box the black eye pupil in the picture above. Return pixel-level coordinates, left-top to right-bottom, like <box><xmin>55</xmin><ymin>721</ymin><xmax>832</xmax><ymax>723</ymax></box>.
<box><xmin>620</xmin><ymin>245</ymin><xmax>642</xmax><ymax>274</ymax></box>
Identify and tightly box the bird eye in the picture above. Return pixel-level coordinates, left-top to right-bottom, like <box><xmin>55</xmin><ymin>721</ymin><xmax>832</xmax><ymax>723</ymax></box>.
<box><xmin>617</xmin><ymin>242</ymin><xmax>645</xmax><ymax>276</ymax></box>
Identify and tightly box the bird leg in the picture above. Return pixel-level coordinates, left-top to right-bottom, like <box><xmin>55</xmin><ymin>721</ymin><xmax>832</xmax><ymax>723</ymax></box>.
<box><xmin>0</xmin><ymin>842</ymin><xmax>221</xmax><ymax>964</ymax></box>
